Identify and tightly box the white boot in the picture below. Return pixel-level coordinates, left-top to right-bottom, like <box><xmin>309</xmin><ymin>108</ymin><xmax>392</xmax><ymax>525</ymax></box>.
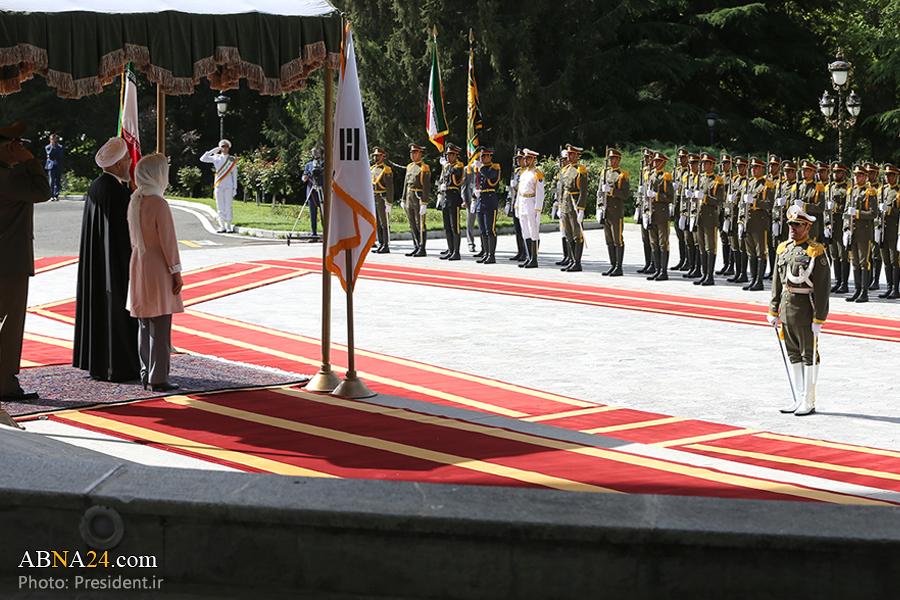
<box><xmin>795</xmin><ymin>364</ymin><xmax>818</xmax><ymax>416</ymax></box>
<box><xmin>225</xmin><ymin>221</ymin><xmax>234</xmax><ymax>233</ymax></box>
<box><xmin>780</xmin><ymin>362</ymin><xmax>804</xmax><ymax>413</ymax></box>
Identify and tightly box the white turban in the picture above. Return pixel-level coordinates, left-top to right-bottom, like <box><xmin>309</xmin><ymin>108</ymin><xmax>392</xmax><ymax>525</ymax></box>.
<box><xmin>128</xmin><ymin>154</ymin><xmax>170</xmax><ymax>257</ymax></box>
<box><xmin>95</xmin><ymin>137</ymin><xmax>128</xmax><ymax>168</ymax></box>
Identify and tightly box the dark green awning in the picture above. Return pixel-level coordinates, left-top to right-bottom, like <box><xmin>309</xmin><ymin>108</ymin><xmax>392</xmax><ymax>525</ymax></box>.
<box><xmin>0</xmin><ymin>2</ymin><xmax>342</xmax><ymax>98</ymax></box>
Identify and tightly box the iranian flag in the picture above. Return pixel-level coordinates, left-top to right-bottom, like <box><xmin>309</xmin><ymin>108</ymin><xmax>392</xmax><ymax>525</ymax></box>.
<box><xmin>425</xmin><ymin>30</ymin><xmax>448</xmax><ymax>152</ymax></box>
<box><xmin>117</xmin><ymin>63</ymin><xmax>141</xmax><ymax>182</ymax></box>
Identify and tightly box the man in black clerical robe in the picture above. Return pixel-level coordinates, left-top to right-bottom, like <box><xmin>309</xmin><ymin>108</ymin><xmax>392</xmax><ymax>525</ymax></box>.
<box><xmin>73</xmin><ymin>137</ymin><xmax>141</xmax><ymax>382</ymax></box>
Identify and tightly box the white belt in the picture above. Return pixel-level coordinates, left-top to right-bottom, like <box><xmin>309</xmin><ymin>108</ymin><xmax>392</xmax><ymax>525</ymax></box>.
<box><xmin>787</xmin><ymin>286</ymin><xmax>813</xmax><ymax>294</ymax></box>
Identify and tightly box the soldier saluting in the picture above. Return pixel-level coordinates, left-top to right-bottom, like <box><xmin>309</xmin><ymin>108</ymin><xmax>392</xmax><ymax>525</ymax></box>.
<box><xmin>767</xmin><ymin>205</ymin><xmax>830</xmax><ymax>416</ymax></box>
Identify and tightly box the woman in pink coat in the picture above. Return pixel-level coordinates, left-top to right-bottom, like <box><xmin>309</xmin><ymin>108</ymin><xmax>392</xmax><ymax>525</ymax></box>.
<box><xmin>127</xmin><ymin>154</ymin><xmax>184</xmax><ymax>392</ymax></box>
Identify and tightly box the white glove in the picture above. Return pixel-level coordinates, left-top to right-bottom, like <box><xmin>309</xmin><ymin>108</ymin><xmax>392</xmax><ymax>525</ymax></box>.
<box><xmin>474</xmin><ymin>189</ymin><xmax>481</xmax><ymax>198</ymax></box>
<box><xmin>638</xmin><ymin>185</ymin><xmax>645</xmax><ymax>195</ymax></box>
<box><xmin>824</xmin><ymin>226</ymin><xmax>831</xmax><ymax>238</ymax></box>
<box><xmin>577</xmin><ymin>209</ymin><xmax>584</xmax><ymax>224</ymax></box>
<box><xmin>766</xmin><ymin>314</ymin><xmax>779</xmax><ymax>326</ymax></box>
<box><xmin>743</xmin><ymin>193</ymin><xmax>752</xmax><ymax>205</ymax></box>
<box><xmin>647</xmin><ymin>189</ymin><xmax>657</xmax><ymax>199</ymax></box>
<box><xmin>401</xmin><ymin>201</ymin><xmax>407</xmax><ymax>211</ymax></box>
<box><xmin>881</xmin><ymin>202</ymin><xmax>889</xmax><ymax>212</ymax></box>
<box><xmin>385</xmin><ymin>204</ymin><xmax>392</xmax><ymax>213</ymax></box>
<box><xmin>694</xmin><ymin>190</ymin><xmax>703</xmax><ymax>200</ymax></box>
<box><xmin>827</xmin><ymin>200</ymin><xmax>835</xmax><ymax>210</ymax></box>
<box><xmin>727</xmin><ymin>194</ymin><xmax>735</xmax><ymax>203</ymax></box>
<box><xmin>420</xmin><ymin>204</ymin><xmax>427</xmax><ymax>216</ymax></box>
<box><xmin>602</xmin><ymin>184</ymin><xmax>612</xmax><ymax>193</ymax></box>
<box><xmin>793</xmin><ymin>199</ymin><xmax>804</xmax><ymax>208</ymax></box>
<box><xmin>776</xmin><ymin>197</ymin><xmax>786</xmax><ymax>207</ymax></box>
<box><xmin>812</xmin><ymin>322</ymin><xmax>823</xmax><ymax>336</ymax></box>
<box><xmin>440</xmin><ymin>157</ymin><xmax>448</xmax><ymax>166</ymax></box>
<box><xmin>848</xmin><ymin>206</ymin><xmax>857</xmax><ymax>217</ymax></box>
<box><xmin>673</xmin><ymin>182</ymin><xmax>680</xmax><ymax>191</ymax></box>
<box><xmin>440</xmin><ymin>183</ymin><xmax>447</xmax><ymax>191</ymax></box>
<box><xmin>642</xmin><ymin>214</ymin><xmax>650</xmax><ymax>228</ymax></box>
<box><xmin>474</xmin><ymin>159</ymin><xmax>482</xmax><ymax>169</ymax></box>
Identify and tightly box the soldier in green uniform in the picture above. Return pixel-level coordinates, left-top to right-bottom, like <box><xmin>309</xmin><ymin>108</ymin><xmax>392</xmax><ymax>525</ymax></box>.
<box><xmin>637</xmin><ymin>148</ymin><xmax>656</xmax><ymax>274</ymax></box>
<box><xmin>681</xmin><ymin>154</ymin><xmax>701</xmax><ymax>279</ymax></box>
<box><xmin>763</xmin><ymin>156</ymin><xmax>784</xmax><ymax>281</ymax></box>
<box><xmin>767</xmin><ymin>205</ymin><xmax>830</xmax><ymax>416</ymax></box>
<box><xmin>866</xmin><ymin>162</ymin><xmax>883</xmax><ymax>291</ymax></box>
<box><xmin>646</xmin><ymin>151</ymin><xmax>674</xmax><ymax>281</ymax></box>
<box><xmin>728</xmin><ymin>157</ymin><xmax>750</xmax><ymax>284</ymax></box>
<box><xmin>598</xmin><ymin>148</ymin><xmax>630</xmax><ymax>277</ymax></box>
<box><xmin>716</xmin><ymin>154</ymin><xmax>735</xmax><ymax>276</ymax></box>
<box><xmin>693</xmin><ymin>152</ymin><xmax>725</xmax><ymax>286</ymax></box>
<box><xmin>825</xmin><ymin>162</ymin><xmax>851</xmax><ymax>294</ymax></box>
<box><xmin>672</xmin><ymin>148</ymin><xmax>690</xmax><ymax>270</ymax></box>
<box><xmin>792</xmin><ymin>159</ymin><xmax>826</xmax><ymax>243</ymax></box>
<box><xmin>877</xmin><ymin>164</ymin><xmax>900</xmax><ymax>298</ymax></box>
<box><xmin>771</xmin><ymin>159</ymin><xmax>795</xmax><ymax>276</ymax></box>
<box><xmin>741</xmin><ymin>157</ymin><xmax>775</xmax><ymax>291</ymax></box>
<box><xmin>402</xmin><ymin>143</ymin><xmax>431</xmax><ymax>257</ymax></box>
<box><xmin>438</xmin><ymin>143</ymin><xmax>465</xmax><ymax>261</ymax></box>
<box><xmin>558</xmin><ymin>144</ymin><xmax>588</xmax><ymax>272</ymax></box>
<box><xmin>370</xmin><ymin>147</ymin><xmax>393</xmax><ymax>254</ymax></box>
<box><xmin>843</xmin><ymin>164</ymin><xmax>878</xmax><ymax>302</ymax></box>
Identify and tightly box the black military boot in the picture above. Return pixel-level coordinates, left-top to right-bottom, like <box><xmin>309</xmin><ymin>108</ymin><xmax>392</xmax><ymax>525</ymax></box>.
<box><xmin>858</xmin><ymin>269</ymin><xmax>870</xmax><ymax>302</ymax></box>
<box><xmin>476</xmin><ymin>235</ymin><xmax>489</xmax><ymax>263</ymax></box>
<box><xmin>693</xmin><ymin>252</ymin><xmax>707</xmax><ymax>285</ymax></box>
<box><xmin>748</xmin><ymin>259</ymin><xmax>766</xmax><ymax>290</ymax></box>
<box><xmin>716</xmin><ymin>246</ymin><xmax>731</xmax><ymax>275</ymax></box>
<box><xmin>743</xmin><ymin>258</ymin><xmax>759</xmax><ymax>291</ymax></box>
<box><xmin>412</xmin><ymin>232</ymin><xmax>427</xmax><ymax>257</ymax></box>
<box><xmin>473</xmin><ymin>236</ymin><xmax>486</xmax><ymax>258</ymax></box>
<box><xmin>565</xmin><ymin>241</ymin><xmax>583</xmax><ymax>272</ymax></box>
<box><xmin>483</xmin><ymin>236</ymin><xmax>497</xmax><ymax>264</ymax></box>
<box><xmin>556</xmin><ymin>239</ymin><xmax>571</xmax><ymax>266</ymax></box>
<box><xmin>722</xmin><ymin>246</ymin><xmax>735</xmax><ymax>276</ymax></box>
<box><xmin>448</xmin><ymin>233</ymin><xmax>461</xmax><ymax>261</ymax></box>
<box><xmin>890</xmin><ymin>268</ymin><xmax>900</xmax><ymax>299</ymax></box>
<box><xmin>870</xmin><ymin>259</ymin><xmax>882</xmax><ymax>290</ymax></box>
<box><xmin>510</xmin><ymin>231</ymin><xmax>525</xmax><ymax>261</ymax></box>
<box><xmin>611</xmin><ymin>246</ymin><xmax>624</xmax><ymax>276</ymax></box>
<box><xmin>637</xmin><ymin>242</ymin><xmax>652</xmax><ymax>273</ymax></box>
<box><xmin>672</xmin><ymin>240</ymin><xmax>686</xmax><ymax>270</ymax></box>
<box><xmin>603</xmin><ymin>245</ymin><xmax>616</xmax><ymax>276</ymax></box>
<box><xmin>689</xmin><ymin>248</ymin><xmax>703</xmax><ymax>278</ymax></box>
<box><xmin>647</xmin><ymin>250</ymin><xmax>661</xmax><ymax>280</ymax></box>
<box><xmin>732</xmin><ymin>252</ymin><xmax>749</xmax><ymax>283</ymax></box>
<box><xmin>524</xmin><ymin>239</ymin><xmax>539</xmax><ymax>268</ymax></box>
<box><xmin>405</xmin><ymin>239</ymin><xmax>418</xmax><ymax>257</ymax></box>
<box><xmin>682</xmin><ymin>247</ymin><xmax>695</xmax><ymax>278</ymax></box>
<box><xmin>846</xmin><ymin>268</ymin><xmax>863</xmax><ymax>302</ymax></box>
<box><xmin>764</xmin><ymin>253</ymin><xmax>775</xmax><ymax>280</ymax></box>
<box><xmin>879</xmin><ymin>264</ymin><xmax>894</xmax><ymax>298</ymax></box>
<box><xmin>836</xmin><ymin>261</ymin><xmax>850</xmax><ymax>293</ymax></box>
<box><xmin>702</xmin><ymin>254</ymin><xmax>717</xmax><ymax>286</ymax></box>
<box><xmin>656</xmin><ymin>250</ymin><xmax>670</xmax><ymax>280</ymax></box>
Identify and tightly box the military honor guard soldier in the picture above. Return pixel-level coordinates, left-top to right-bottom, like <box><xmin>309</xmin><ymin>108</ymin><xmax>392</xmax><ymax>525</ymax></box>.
<box><xmin>768</xmin><ymin>205</ymin><xmax>830</xmax><ymax>416</ymax></box>
<box><xmin>473</xmin><ymin>148</ymin><xmax>501</xmax><ymax>264</ymax></box>
<box><xmin>558</xmin><ymin>144</ymin><xmax>588</xmax><ymax>272</ymax></box>
<box><xmin>516</xmin><ymin>148</ymin><xmax>544</xmax><ymax>269</ymax></box>
<box><xmin>843</xmin><ymin>164</ymin><xmax>878</xmax><ymax>302</ymax></box>
<box><xmin>507</xmin><ymin>150</ymin><xmax>527</xmax><ymax>262</ymax></box>
<box><xmin>792</xmin><ymin>159</ymin><xmax>826</xmax><ymax>243</ymax></box>
<box><xmin>715</xmin><ymin>154</ymin><xmax>735</xmax><ymax>276</ymax></box>
<box><xmin>401</xmin><ymin>144</ymin><xmax>431</xmax><ymax>257</ymax></box>
<box><xmin>727</xmin><ymin>157</ymin><xmax>751</xmax><ymax>284</ymax></box>
<box><xmin>865</xmin><ymin>162</ymin><xmax>884</xmax><ymax>290</ymax></box>
<box><xmin>741</xmin><ymin>157</ymin><xmax>775</xmax><ymax>291</ymax></box>
<box><xmin>645</xmin><ymin>151</ymin><xmax>674</xmax><ymax>281</ymax></box>
<box><xmin>370</xmin><ymin>147</ymin><xmax>393</xmax><ymax>253</ymax></box>
<box><xmin>680</xmin><ymin>154</ymin><xmax>701</xmax><ymax>279</ymax></box>
<box><xmin>598</xmin><ymin>148</ymin><xmax>629</xmax><ymax>277</ymax></box>
<box><xmin>877</xmin><ymin>163</ymin><xmax>900</xmax><ymax>298</ymax></box>
<box><xmin>826</xmin><ymin>162</ymin><xmax>852</xmax><ymax>294</ymax></box>
<box><xmin>437</xmin><ymin>143</ymin><xmax>465</xmax><ymax>261</ymax></box>
<box><xmin>671</xmin><ymin>148</ymin><xmax>690</xmax><ymax>271</ymax></box>
<box><xmin>199</xmin><ymin>139</ymin><xmax>237</xmax><ymax>233</ymax></box>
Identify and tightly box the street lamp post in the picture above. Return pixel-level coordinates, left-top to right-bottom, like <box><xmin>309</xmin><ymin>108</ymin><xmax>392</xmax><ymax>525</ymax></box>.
<box><xmin>706</xmin><ymin>109</ymin><xmax>718</xmax><ymax>146</ymax></box>
<box><xmin>214</xmin><ymin>94</ymin><xmax>231</xmax><ymax>140</ymax></box>
<box><xmin>818</xmin><ymin>50</ymin><xmax>861</xmax><ymax>162</ymax></box>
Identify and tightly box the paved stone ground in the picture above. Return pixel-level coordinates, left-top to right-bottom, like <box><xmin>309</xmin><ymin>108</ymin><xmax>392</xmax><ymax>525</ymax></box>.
<box><xmin>18</xmin><ymin>220</ymin><xmax>900</xmax><ymax>471</ymax></box>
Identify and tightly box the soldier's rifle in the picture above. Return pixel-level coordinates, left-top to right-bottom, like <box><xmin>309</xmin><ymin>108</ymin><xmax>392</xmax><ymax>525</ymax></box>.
<box><xmin>597</xmin><ymin>145</ymin><xmax>609</xmax><ymax>224</ymax></box>
<box><xmin>823</xmin><ymin>165</ymin><xmax>834</xmax><ymax>241</ymax></box>
<box><xmin>723</xmin><ymin>156</ymin><xmax>735</xmax><ymax>234</ymax></box>
<box><xmin>506</xmin><ymin>152</ymin><xmax>518</xmax><ymax>216</ymax></box>
<box><xmin>843</xmin><ymin>175</ymin><xmax>857</xmax><ymax>248</ymax></box>
<box><xmin>436</xmin><ymin>147</ymin><xmax>449</xmax><ymax>211</ymax></box>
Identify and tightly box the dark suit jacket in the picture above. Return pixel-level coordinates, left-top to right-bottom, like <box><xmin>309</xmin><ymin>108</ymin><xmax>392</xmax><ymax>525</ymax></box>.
<box><xmin>0</xmin><ymin>158</ymin><xmax>52</xmax><ymax>276</ymax></box>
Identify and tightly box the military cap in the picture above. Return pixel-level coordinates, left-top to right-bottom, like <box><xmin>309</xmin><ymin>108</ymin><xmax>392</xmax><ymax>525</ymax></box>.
<box><xmin>688</xmin><ymin>153</ymin><xmax>700</xmax><ymax>163</ymax></box>
<box><xmin>749</xmin><ymin>157</ymin><xmax>766</xmax><ymax>168</ymax></box>
<box><xmin>700</xmin><ymin>152</ymin><xmax>715</xmax><ymax>163</ymax></box>
<box><xmin>523</xmin><ymin>148</ymin><xmax>539</xmax><ymax>158</ymax></box>
<box><xmin>677</xmin><ymin>148</ymin><xmax>689</xmax><ymax>157</ymax></box>
<box><xmin>219</xmin><ymin>139</ymin><xmax>232</xmax><ymax>148</ymax></box>
<box><xmin>768</xmin><ymin>155</ymin><xmax>781</xmax><ymax>164</ymax></box>
<box><xmin>480</xmin><ymin>147</ymin><xmax>494</xmax><ymax>155</ymax></box>
<box><xmin>372</xmin><ymin>146</ymin><xmax>387</xmax><ymax>156</ymax></box>
<box><xmin>800</xmin><ymin>159</ymin><xmax>815</xmax><ymax>170</ymax></box>
<box><xmin>865</xmin><ymin>161</ymin><xmax>879</xmax><ymax>172</ymax></box>
<box><xmin>831</xmin><ymin>162</ymin><xmax>848</xmax><ymax>172</ymax></box>
<box><xmin>0</xmin><ymin>120</ymin><xmax>27</xmax><ymax>142</ymax></box>
<box><xmin>514</xmin><ymin>148</ymin><xmax>525</xmax><ymax>157</ymax></box>
<box><xmin>565</xmin><ymin>144</ymin><xmax>583</xmax><ymax>153</ymax></box>
<box><xmin>815</xmin><ymin>160</ymin><xmax>829</xmax><ymax>170</ymax></box>
<box><xmin>720</xmin><ymin>153</ymin><xmax>732</xmax><ymax>163</ymax></box>
<box><xmin>884</xmin><ymin>163</ymin><xmax>900</xmax><ymax>175</ymax></box>
<box><xmin>852</xmin><ymin>164</ymin><xmax>867</xmax><ymax>175</ymax></box>
<box><xmin>642</xmin><ymin>148</ymin><xmax>652</xmax><ymax>157</ymax></box>
<box><xmin>734</xmin><ymin>156</ymin><xmax>749</xmax><ymax>166</ymax></box>
<box><xmin>653</xmin><ymin>151</ymin><xmax>668</xmax><ymax>162</ymax></box>
<box><xmin>782</xmin><ymin>161</ymin><xmax>797</xmax><ymax>171</ymax></box>
<box><xmin>409</xmin><ymin>143</ymin><xmax>426</xmax><ymax>152</ymax></box>
<box><xmin>786</xmin><ymin>205</ymin><xmax>816</xmax><ymax>224</ymax></box>
<box><xmin>445</xmin><ymin>143</ymin><xmax>462</xmax><ymax>155</ymax></box>
<box><xmin>607</xmin><ymin>148</ymin><xmax>622</xmax><ymax>158</ymax></box>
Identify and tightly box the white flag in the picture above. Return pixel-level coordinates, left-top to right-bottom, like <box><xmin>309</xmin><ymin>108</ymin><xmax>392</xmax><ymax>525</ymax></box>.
<box><xmin>326</xmin><ymin>23</ymin><xmax>376</xmax><ymax>292</ymax></box>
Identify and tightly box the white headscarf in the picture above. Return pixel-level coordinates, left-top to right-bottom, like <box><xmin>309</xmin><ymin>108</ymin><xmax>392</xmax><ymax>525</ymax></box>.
<box><xmin>128</xmin><ymin>154</ymin><xmax>169</xmax><ymax>257</ymax></box>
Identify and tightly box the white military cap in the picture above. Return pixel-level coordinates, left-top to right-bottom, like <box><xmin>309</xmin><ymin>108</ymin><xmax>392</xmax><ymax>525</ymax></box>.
<box><xmin>786</xmin><ymin>204</ymin><xmax>816</xmax><ymax>224</ymax></box>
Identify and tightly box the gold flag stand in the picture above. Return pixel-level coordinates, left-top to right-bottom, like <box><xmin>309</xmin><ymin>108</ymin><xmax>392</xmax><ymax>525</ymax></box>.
<box><xmin>332</xmin><ymin>251</ymin><xmax>375</xmax><ymax>399</ymax></box>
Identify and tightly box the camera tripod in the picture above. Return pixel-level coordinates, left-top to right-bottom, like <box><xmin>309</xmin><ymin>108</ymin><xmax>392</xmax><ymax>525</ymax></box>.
<box><xmin>286</xmin><ymin>179</ymin><xmax>323</xmax><ymax>246</ymax></box>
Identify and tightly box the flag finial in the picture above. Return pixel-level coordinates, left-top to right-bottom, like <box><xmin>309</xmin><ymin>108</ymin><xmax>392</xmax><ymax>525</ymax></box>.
<box><xmin>433</xmin><ymin>25</ymin><xmax>438</xmax><ymax>38</ymax></box>
<box><xmin>469</xmin><ymin>28</ymin><xmax>474</xmax><ymax>44</ymax></box>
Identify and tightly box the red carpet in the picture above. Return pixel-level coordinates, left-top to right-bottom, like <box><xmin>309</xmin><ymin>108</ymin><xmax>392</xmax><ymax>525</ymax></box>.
<box><xmin>20</xmin><ymin>332</ymin><xmax>73</xmax><ymax>368</ymax></box>
<box><xmin>268</xmin><ymin>257</ymin><xmax>900</xmax><ymax>344</ymax></box>
<box><xmin>28</xmin><ymin>261</ymin><xmax>311</xmax><ymax>324</ymax></box>
<box><xmin>47</xmin><ymin>387</ymin><xmax>892</xmax><ymax>505</ymax></box>
<box><xmin>34</xmin><ymin>256</ymin><xmax>79</xmax><ymax>274</ymax></box>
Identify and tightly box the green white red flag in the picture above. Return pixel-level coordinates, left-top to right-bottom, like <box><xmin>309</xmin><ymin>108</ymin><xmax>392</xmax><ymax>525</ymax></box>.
<box><xmin>426</xmin><ymin>30</ymin><xmax>448</xmax><ymax>152</ymax></box>
<box><xmin>117</xmin><ymin>62</ymin><xmax>141</xmax><ymax>182</ymax></box>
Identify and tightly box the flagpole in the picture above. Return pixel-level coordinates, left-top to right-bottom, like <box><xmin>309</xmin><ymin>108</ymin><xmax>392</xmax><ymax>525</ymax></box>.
<box><xmin>332</xmin><ymin>251</ymin><xmax>375</xmax><ymax>398</ymax></box>
<box><xmin>306</xmin><ymin>21</ymin><xmax>343</xmax><ymax>393</ymax></box>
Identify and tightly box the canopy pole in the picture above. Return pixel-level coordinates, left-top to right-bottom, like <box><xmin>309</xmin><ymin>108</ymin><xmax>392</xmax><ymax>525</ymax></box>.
<box><xmin>156</xmin><ymin>85</ymin><xmax>165</xmax><ymax>155</ymax></box>
<box><xmin>306</xmin><ymin>64</ymin><xmax>341</xmax><ymax>393</ymax></box>
<box><xmin>332</xmin><ymin>251</ymin><xmax>375</xmax><ymax>398</ymax></box>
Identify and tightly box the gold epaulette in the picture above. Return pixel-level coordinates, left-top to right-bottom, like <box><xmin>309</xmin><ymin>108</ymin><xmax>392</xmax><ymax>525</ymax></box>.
<box><xmin>662</xmin><ymin>172</ymin><xmax>672</xmax><ymax>181</ymax></box>
<box><xmin>777</xmin><ymin>241</ymin><xmax>790</xmax><ymax>255</ymax></box>
<box><xmin>620</xmin><ymin>170</ymin><xmax>629</xmax><ymax>179</ymax></box>
<box><xmin>577</xmin><ymin>165</ymin><xmax>588</xmax><ymax>175</ymax></box>
<box><xmin>815</xmin><ymin>182</ymin><xmax>825</xmax><ymax>192</ymax></box>
<box><xmin>805</xmin><ymin>241</ymin><xmax>826</xmax><ymax>258</ymax></box>
<box><xmin>765</xmin><ymin>180</ymin><xmax>775</xmax><ymax>189</ymax></box>
<box><xmin>535</xmin><ymin>170</ymin><xmax>544</xmax><ymax>181</ymax></box>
